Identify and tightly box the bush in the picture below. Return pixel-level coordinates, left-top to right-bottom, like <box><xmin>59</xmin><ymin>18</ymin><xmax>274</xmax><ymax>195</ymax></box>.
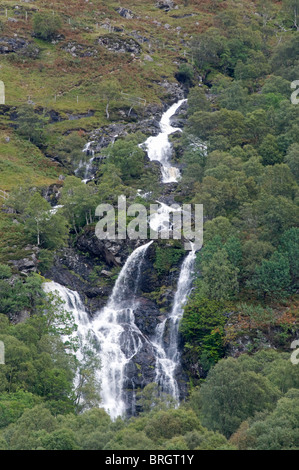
<box><xmin>175</xmin><ymin>64</ymin><xmax>194</xmax><ymax>85</ymax></box>
<box><xmin>33</xmin><ymin>13</ymin><xmax>62</xmax><ymax>41</ymax></box>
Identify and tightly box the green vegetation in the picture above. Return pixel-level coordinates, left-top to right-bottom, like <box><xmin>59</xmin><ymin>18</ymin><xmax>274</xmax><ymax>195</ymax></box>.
<box><xmin>0</xmin><ymin>0</ymin><xmax>298</xmax><ymax>451</ymax></box>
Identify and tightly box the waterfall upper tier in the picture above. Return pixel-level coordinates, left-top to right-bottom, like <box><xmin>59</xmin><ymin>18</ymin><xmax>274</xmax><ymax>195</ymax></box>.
<box><xmin>141</xmin><ymin>99</ymin><xmax>187</xmax><ymax>184</ymax></box>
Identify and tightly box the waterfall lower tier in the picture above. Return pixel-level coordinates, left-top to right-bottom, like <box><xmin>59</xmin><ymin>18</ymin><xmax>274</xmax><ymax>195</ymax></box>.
<box><xmin>43</xmin><ymin>241</ymin><xmax>154</xmax><ymax>420</ymax></box>
<box><xmin>43</xmin><ymin>242</ymin><xmax>196</xmax><ymax>418</ymax></box>
<box><xmin>152</xmin><ymin>249</ymin><xmax>196</xmax><ymax>401</ymax></box>
<box><xmin>91</xmin><ymin>241</ymin><xmax>153</xmax><ymax>419</ymax></box>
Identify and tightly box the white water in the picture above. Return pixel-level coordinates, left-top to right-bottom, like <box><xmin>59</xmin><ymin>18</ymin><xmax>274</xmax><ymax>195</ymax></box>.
<box><xmin>91</xmin><ymin>241</ymin><xmax>153</xmax><ymax>419</ymax></box>
<box><xmin>44</xmin><ymin>100</ymin><xmax>197</xmax><ymax>418</ymax></box>
<box><xmin>149</xmin><ymin>201</ymin><xmax>181</xmax><ymax>234</ymax></box>
<box><xmin>75</xmin><ymin>141</ymin><xmax>96</xmax><ymax>183</ymax></box>
<box><xmin>152</xmin><ymin>247</ymin><xmax>196</xmax><ymax>401</ymax></box>
<box><xmin>44</xmin><ymin>241</ymin><xmax>153</xmax><ymax>420</ymax></box>
<box><xmin>43</xmin><ymin>281</ymin><xmax>90</xmax><ymax>351</ymax></box>
<box><xmin>141</xmin><ymin>99</ymin><xmax>187</xmax><ymax>183</ymax></box>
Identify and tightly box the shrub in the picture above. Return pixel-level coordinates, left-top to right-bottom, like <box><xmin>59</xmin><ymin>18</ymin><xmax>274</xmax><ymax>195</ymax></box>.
<box><xmin>33</xmin><ymin>13</ymin><xmax>62</xmax><ymax>41</ymax></box>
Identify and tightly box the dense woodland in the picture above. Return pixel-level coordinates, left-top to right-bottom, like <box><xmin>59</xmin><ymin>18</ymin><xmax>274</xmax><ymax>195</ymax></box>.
<box><xmin>0</xmin><ymin>0</ymin><xmax>298</xmax><ymax>450</ymax></box>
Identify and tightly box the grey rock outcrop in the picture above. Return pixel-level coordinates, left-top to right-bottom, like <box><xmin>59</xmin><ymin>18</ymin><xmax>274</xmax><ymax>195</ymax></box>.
<box><xmin>97</xmin><ymin>34</ymin><xmax>141</xmax><ymax>55</ymax></box>
<box><xmin>116</xmin><ymin>7</ymin><xmax>135</xmax><ymax>19</ymax></box>
<box><xmin>0</xmin><ymin>36</ymin><xmax>29</xmax><ymax>53</ymax></box>
<box><xmin>156</xmin><ymin>0</ymin><xmax>176</xmax><ymax>12</ymax></box>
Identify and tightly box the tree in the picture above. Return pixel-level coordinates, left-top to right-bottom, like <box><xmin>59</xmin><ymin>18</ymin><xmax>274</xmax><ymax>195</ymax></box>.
<box><xmin>100</xmin><ymin>79</ymin><xmax>121</xmax><ymax>120</ymax></box>
<box><xmin>203</xmin><ymin>216</ymin><xmax>234</xmax><ymax>243</ymax></box>
<box><xmin>175</xmin><ymin>64</ymin><xmax>194</xmax><ymax>87</ymax></box>
<box><xmin>217</xmin><ymin>81</ymin><xmax>249</xmax><ymax>111</ymax></box>
<box><xmin>15</xmin><ymin>105</ymin><xmax>47</xmax><ymax>147</ymax></box>
<box><xmin>259</xmin><ymin>134</ymin><xmax>283</xmax><ymax>166</ymax></box>
<box><xmin>241</xmin><ymin>238</ymin><xmax>274</xmax><ymax>280</ymax></box>
<box><xmin>2</xmin><ymin>405</ymin><xmax>57</xmax><ymax>450</ymax></box>
<box><xmin>33</xmin><ymin>12</ymin><xmax>62</xmax><ymax>41</ymax></box>
<box><xmin>180</xmin><ymin>296</ymin><xmax>226</xmax><ymax>367</ymax></box>
<box><xmin>187</xmin><ymin>87</ymin><xmax>211</xmax><ymax>116</ymax></box>
<box><xmin>249</xmin><ymin>251</ymin><xmax>291</xmax><ymax>299</ymax></box>
<box><xmin>198</xmin><ymin>356</ymin><xmax>281</xmax><ymax>438</ymax></box>
<box><xmin>191</xmin><ymin>28</ymin><xmax>228</xmax><ymax>78</ymax></box>
<box><xmin>49</xmin><ymin>133</ymin><xmax>86</xmax><ymax>172</ymax></box>
<box><xmin>231</xmin><ymin>389</ymin><xmax>299</xmax><ymax>450</ymax></box>
<box><xmin>105</xmin><ymin>135</ymin><xmax>145</xmax><ymax>183</ymax></box>
<box><xmin>283</xmin><ymin>0</ymin><xmax>299</xmax><ymax>29</ymax></box>
<box><xmin>60</xmin><ymin>176</ymin><xmax>99</xmax><ymax>233</ymax></box>
<box><xmin>258</xmin><ymin>164</ymin><xmax>296</xmax><ymax>199</ymax></box>
<box><xmin>40</xmin><ymin>428</ymin><xmax>79</xmax><ymax>450</ymax></box>
<box><xmin>74</xmin><ymin>335</ymin><xmax>101</xmax><ymax>413</ymax></box>
<box><xmin>136</xmin><ymin>383</ymin><xmax>176</xmax><ymax>414</ymax></box>
<box><xmin>278</xmin><ymin>227</ymin><xmax>299</xmax><ymax>288</ymax></box>
<box><xmin>197</xmin><ymin>249</ymin><xmax>239</xmax><ymax>301</ymax></box>
<box><xmin>284</xmin><ymin>143</ymin><xmax>299</xmax><ymax>181</ymax></box>
<box><xmin>23</xmin><ymin>192</ymin><xmax>68</xmax><ymax>248</ymax></box>
<box><xmin>0</xmin><ymin>273</ymin><xmax>45</xmax><ymax>318</ymax></box>
<box><xmin>250</xmin><ymin>194</ymin><xmax>299</xmax><ymax>243</ymax></box>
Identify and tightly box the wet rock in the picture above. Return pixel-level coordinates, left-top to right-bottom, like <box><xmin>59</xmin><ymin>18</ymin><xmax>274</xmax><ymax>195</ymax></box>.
<box><xmin>10</xmin><ymin>253</ymin><xmax>38</xmax><ymax>273</ymax></box>
<box><xmin>127</xmin><ymin>341</ymin><xmax>157</xmax><ymax>386</ymax></box>
<box><xmin>76</xmin><ymin>227</ymin><xmax>144</xmax><ymax>267</ymax></box>
<box><xmin>101</xmin><ymin>269</ymin><xmax>113</xmax><ymax>277</ymax></box>
<box><xmin>41</xmin><ymin>183</ymin><xmax>63</xmax><ymax>206</ymax></box>
<box><xmin>134</xmin><ymin>297</ymin><xmax>161</xmax><ymax>337</ymax></box>
<box><xmin>47</xmin><ymin>109</ymin><xmax>63</xmax><ymax>123</ymax></box>
<box><xmin>159</xmin><ymin>80</ymin><xmax>186</xmax><ymax>104</ymax></box>
<box><xmin>44</xmin><ymin>246</ymin><xmax>112</xmax><ymax>313</ymax></box>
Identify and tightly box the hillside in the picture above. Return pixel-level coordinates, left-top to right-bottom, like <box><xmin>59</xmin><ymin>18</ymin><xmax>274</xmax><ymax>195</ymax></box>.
<box><xmin>0</xmin><ymin>0</ymin><xmax>298</xmax><ymax>452</ymax></box>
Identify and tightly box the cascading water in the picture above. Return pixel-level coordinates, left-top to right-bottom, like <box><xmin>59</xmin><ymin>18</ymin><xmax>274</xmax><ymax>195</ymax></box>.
<box><xmin>141</xmin><ymin>99</ymin><xmax>187</xmax><ymax>183</ymax></box>
<box><xmin>44</xmin><ymin>241</ymin><xmax>153</xmax><ymax>420</ymax></box>
<box><xmin>43</xmin><ymin>281</ymin><xmax>91</xmax><ymax>351</ymax></box>
<box><xmin>91</xmin><ymin>241</ymin><xmax>153</xmax><ymax>419</ymax></box>
<box><xmin>75</xmin><ymin>141</ymin><xmax>96</xmax><ymax>183</ymax></box>
<box><xmin>152</xmin><ymin>246</ymin><xmax>196</xmax><ymax>401</ymax></box>
<box><xmin>44</xmin><ymin>99</ymin><xmax>197</xmax><ymax>418</ymax></box>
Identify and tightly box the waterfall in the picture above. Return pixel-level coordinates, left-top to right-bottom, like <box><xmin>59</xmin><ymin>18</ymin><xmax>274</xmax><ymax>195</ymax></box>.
<box><xmin>141</xmin><ymin>99</ymin><xmax>187</xmax><ymax>183</ymax></box>
<box><xmin>152</xmin><ymin>247</ymin><xmax>196</xmax><ymax>401</ymax></box>
<box><xmin>91</xmin><ymin>241</ymin><xmax>153</xmax><ymax>419</ymax></box>
<box><xmin>43</xmin><ymin>100</ymin><xmax>196</xmax><ymax>418</ymax></box>
<box><xmin>75</xmin><ymin>141</ymin><xmax>96</xmax><ymax>183</ymax></box>
<box><xmin>43</xmin><ymin>241</ymin><xmax>153</xmax><ymax>420</ymax></box>
<box><xmin>42</xmin><ymin>281</ymin><xmax>91</xmax><ymax>364</ymax></box>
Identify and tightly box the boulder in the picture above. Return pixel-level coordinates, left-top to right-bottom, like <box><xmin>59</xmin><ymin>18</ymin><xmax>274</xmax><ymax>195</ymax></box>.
<box><xmin>97</xmin><ymin>34</ymin><xmax>141</xmax><ymax>55</ymax></box>
<box><xmin>156</xmin><ymin>0</ymin><xmax>175</xmax><ymax>12</ymax></box>
<box><xmin>0</xmin><ymin>36</ymin><xmax>28</xmax><ymax>54</ymax></box>
<box><xmin>116</xmin><ymin>7</ymin><xmax>135</xmax><ymax>19</ymax></box>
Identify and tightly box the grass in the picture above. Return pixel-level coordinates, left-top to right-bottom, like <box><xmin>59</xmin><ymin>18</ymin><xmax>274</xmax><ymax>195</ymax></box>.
<box><xmin>0</xmin><ymin>0</ymin><xmax>218</xmax><ymax>264</ymax></box>
<box><xmin>0</xmin><ymin>130</ymin><xmax>60</xmax><ymax>191</ymax></box>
